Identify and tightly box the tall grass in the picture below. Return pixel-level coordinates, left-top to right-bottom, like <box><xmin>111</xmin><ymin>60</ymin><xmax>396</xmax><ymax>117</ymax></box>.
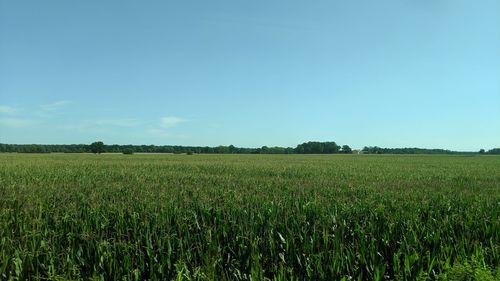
<box><xmin>1</xmin><ymin>154</ymin><xmax>499</xmax><ymax>280</ymax></box>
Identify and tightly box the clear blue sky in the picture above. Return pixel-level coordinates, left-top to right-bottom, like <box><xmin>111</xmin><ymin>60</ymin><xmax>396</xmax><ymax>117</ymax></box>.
<box><xmin>1</xmin><ymin>0</ymin><xmax>499</xmax><ymax>150</ymax></box>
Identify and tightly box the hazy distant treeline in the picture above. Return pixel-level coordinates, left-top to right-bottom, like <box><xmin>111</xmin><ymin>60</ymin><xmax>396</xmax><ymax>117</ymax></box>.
<box><xmin>0</xmin><ymin>142</ymin><xmax>348</xmax><ymax>154</ymax></box>
<box><xmin>360</xmin><ymin>146</ymin><xmax>500</xmax><ymax>155</ymax></box>
<box><xmin>0</xmin><ymin>142</ymin><xmax>498</xmax><ymax>155</ymax></box>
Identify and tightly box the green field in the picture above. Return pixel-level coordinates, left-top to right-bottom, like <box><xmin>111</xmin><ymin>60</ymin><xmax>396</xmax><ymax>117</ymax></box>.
<box><xmin>1</xmin><ymin>154</ymin><xmax>499</xmax><ymax>280</ymax></box>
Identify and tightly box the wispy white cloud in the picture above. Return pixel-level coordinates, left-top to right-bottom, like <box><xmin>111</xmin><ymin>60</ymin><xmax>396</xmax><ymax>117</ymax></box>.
<box><xmin>146</xmin><ymin>128</ymin><xmax>172</xmax><ymax>138</ymax></box>
<box><xmin>141</xmin><ymin>117</ymin><xmax>187</xmax><ymax>140</ymax></box>
<box><xmin>146</xmin><ymin>128</ymin><xmax>187</xmax><ymax>140</ymax></box>
<box><xmin>40</xmin><ymin>100</ymin><xmax>71</xmax><ymax>112</ymax></box>
<box><xmin>0</xmin><ymin>105</ymin><xmax>17</xmax><ymax>115</ymax></box>
<box><xmin>94</xmin><ymin>118</ymin><xmax>139</xmax><ymax>127</ymax></box>
<box><xmin>60</xmin><ymin>123</ymin><xmax>107</xmax><ymax>134</ymax></box>
<box><xmin>0</xmin><ymin>118</ymin><xmax>34</xmax><ymax>127</ymax></box>
<box><xmin>160</xmin><ymin>116</ymin><xmax>186</xmax><ymax>128</ymax></box>
<box><xmin>60</xmin><ymin>118</ymin><xmax>140</xmax><ymax>133</ymax></box>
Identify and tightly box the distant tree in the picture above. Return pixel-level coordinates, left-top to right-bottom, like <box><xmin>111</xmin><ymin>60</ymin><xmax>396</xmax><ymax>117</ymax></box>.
<box><xmin>0</xmin><ymin>142</ymin><xmax>482</xmax><ymax>155</ymax></box>
<box><xmin>260</xmin><ymin>146</ymin><xmax>269</xmax><ymax>154</ymax></box>
<box><xmin>294</xmin><ymin>145</ymin><xmax>304</xmax><ymax>154</ymax></box>
<box><xmin>295</xmin><ymin>141</ymin><xmax>340</xmax><ymax>154</ymax></box>
<box><xmin>122</xmin><ymin>148</ymin><xmax>134</xmax><ymax>155</ymax></box>
<box><xmin>214</xmin><ymin>146</ymin><xmax>230</xmax><ymax>154</ymax></box>
<box><xmin>488</xmin><ymin>148</ymin><xmax>500</xmax><ymax>155</ymax></box>
<box><xmin>341</xmin><ymin>145</ymin><xmax>352</xmax><ymax>154</ymax></box>
<box><xmin>363</xmin><ymin>146</ymin><xmax>383</xmax><ymax>154</ymax></box>
<box><xmin>89</xmin><ymin>141</ymin><xmax>105</xmax><ymax>154</ymax></box>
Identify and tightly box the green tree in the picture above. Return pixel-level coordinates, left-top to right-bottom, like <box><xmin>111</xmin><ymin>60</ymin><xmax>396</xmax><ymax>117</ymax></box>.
<box><xmin>487</xmin><ymin>148</ymin><xmax>500</xmax><ymax>154</ymax></box>
<box><xmin>294</xmin><ymin>141</ymin><xmax>340</xmax><ymax>154</ymax></box>
<box><xmin>341</xmin><ymin>145</ymin><xmax>352</xmax><ymax>154</ymax></box>
<box><xmin>122</xmin><ymin>148</ymin><xmax>134</xmax><ymax>155</ymax></box>
<box><xmin>90</xmin><ymin>141</ymin><xmax>105</xmax><ymax>154</ymax></box>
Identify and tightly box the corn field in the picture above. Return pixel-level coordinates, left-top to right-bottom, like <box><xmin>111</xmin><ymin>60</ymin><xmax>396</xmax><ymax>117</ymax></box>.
<box><xmin>0</xmin><ymin>154</ymin><xmax>499</xmax><ymax>280</ymax></box>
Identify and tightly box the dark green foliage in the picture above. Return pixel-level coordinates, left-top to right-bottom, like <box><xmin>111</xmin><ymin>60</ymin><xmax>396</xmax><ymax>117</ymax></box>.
<box><xmin>0</xmin><ymin>154</ymin><xmax>499</xmax><ymax>280</ymax></box>
<box><xmin>341</xmin><ymin>145</ymin><xmax>352</xmax><ymax>154</ymax></box>
<box><xmin>294</xmin><ymin>141</ymin><xmax>341</xmax><ymax>154</ymax></box>
<box><xmin>488</xmin><ymin>148</ymin><xmax>500</xmax><ymax>155</ymax></box>
<box><xmin>122</xmin><ymin>148</ymin><xmax>134</xmax><ymax>155</ymax></box>
<box><xmin>0</xmin><ymin>143</ymin><xmax>495</xmax><ymax>155</ymax></box>
<box><xmin>89</xmin><ymin>141</ymin><xmax>105</xmax><ymax>154</ymax></box>
<box><xmin>361</xmin><ymin>146</ymin><xmax>482</xmax><ymax>155</ymax></box>
<box><xmin>0</xmin><ymin>143</ymin><xmax>89</xmax><ymax>153</ymax></box>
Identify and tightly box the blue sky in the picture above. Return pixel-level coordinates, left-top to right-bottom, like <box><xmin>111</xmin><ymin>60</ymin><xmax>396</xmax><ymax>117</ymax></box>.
<box><xmin>1</xmin><ymin>0</ymin><xmax>499</xmax><ymax>150</ymax></box>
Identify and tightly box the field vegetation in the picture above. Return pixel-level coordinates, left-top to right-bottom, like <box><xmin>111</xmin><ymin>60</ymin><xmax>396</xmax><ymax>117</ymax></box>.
<box><xmin>1</xmin><ymin>154</ymin><xmax>499</xmax><ymax>280</ymax></box>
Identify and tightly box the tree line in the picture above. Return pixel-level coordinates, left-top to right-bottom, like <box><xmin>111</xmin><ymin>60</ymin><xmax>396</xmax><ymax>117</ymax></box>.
<box><xmin>361</xmin><ymin>146</ymin><xmax>500</xmax><ymax>155</ymax></box>
<box><xmin>0</xmin><ymin>142</ymin><xmax>498</xmax><ymax>155</ymax></box>
<box><xmin>0</xmin><ymin>141</ymin><xmax>351</xmax><ymax>154</ymax></box>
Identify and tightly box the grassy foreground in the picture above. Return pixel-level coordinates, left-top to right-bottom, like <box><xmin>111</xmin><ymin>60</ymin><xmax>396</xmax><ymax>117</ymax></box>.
<box><xmin>0</xmin><ymin>154</ymin><xmax>499</xmax><ymax>280</ymax></box>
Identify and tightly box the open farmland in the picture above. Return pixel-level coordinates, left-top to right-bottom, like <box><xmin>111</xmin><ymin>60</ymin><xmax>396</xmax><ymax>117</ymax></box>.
<box><xmin>0</xmin><ymin>154</ymin><xmax>499</xmax><ymax>280</ymax></box>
